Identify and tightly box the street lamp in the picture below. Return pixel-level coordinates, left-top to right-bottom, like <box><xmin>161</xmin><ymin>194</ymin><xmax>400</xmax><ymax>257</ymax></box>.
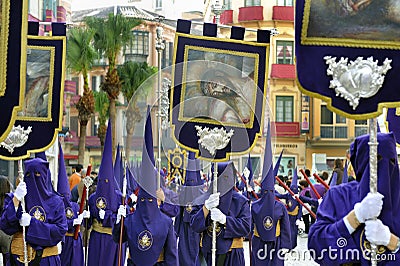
<box><xmin>212</xmin><ymin>0</ymin><xmax>224</xmax><ymax>25</ymax></box>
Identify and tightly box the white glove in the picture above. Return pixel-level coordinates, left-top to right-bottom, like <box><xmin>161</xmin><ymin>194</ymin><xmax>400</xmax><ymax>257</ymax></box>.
<box><xmin>98</xmin><ymin>209</ymin><xmax>105</xmax><ymax>220</ymax></box>
<box><xmin>116</xmin><ymin>205</ymin><xmax>127</xmax><ymax>224</ymax></box>
<box><xmin>247</xmin><ymin>187</ymin><xmax>253</xmax><ymax>192</ymax></box>
<box><xmin>243</xmin><ymin>167</ymin><xmax>250</xmax><ymax>179</ymax></box>
<box><xmin>318</xmin><ymin>198</ymin><xmax>323</xmax><ymax>205</ymax></box>
<box><xmin>82</xmin><ymin>210</ymin><xmax>90</xmax><ymax>219</ymax></box>
<box><xmin>292</xmin><ymin>193</ymin><xmax>299</xmax><ymax>200</ymax></box>
<box><xmin>295</xmin><ymin>219</ymin><xmax>301</xmax><ymax>226</ymax></box>
<box><xmin>210</xmin><ymin>208</ymin><xmax>226</xmax><ymax>225</ymax></box>
<box><xmin>205</xmin><ymin>193</ymin><xmax>220</xmax><ymax>210</ymax></box>
<box><xmin>14</xmin><ymin>182</ymin><xmax>27</xmax><ymax>201</ymax></box>
<box><xmin>365</xmin><ymin>219</ymin><xmax>391</xmax><ymax>246</ymax></box>
<box><xmin>73</xmin><ymin>213</ymin><xmax>84</xmax><ymax>226</ymax></box>
<box><xmin>19</xmin><ymin>213</ymin><xmax>31</xmax><ymax>227</ymax></box>
<box><xmin>130</xmin><ymin>193</ymin><xmax>137</xmax><ymax>203</ymax></box>
<box><xmin>354</xmin><ymin>192</ymin><xmax>384</xmax><ymax>223</ymax></box>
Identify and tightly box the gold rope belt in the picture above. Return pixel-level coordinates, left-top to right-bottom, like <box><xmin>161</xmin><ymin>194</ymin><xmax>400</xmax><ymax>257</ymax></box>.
<box><xmin>65</xmin><ymin>232</ymin><xmax>75</xmax><ymax>237</ymax></box>
<box><xmin>200</xmin><ymin>235</ymin><xmax>244</xmax><ymax>250</ymax></box>
<box><xmin>92</xmin><ymin>219</ymin><xmax>112</xmax><ymax>235</ymax></box>
<box><xmin>287</xmin><ymin>206</ymin><xmax>299</xmax><ymax>216</ymax></box>
<box><xmin>128</xmin><ymin>248</ymin><xmax>165</xmax><ymax>262</ymax></box>
<box><xmin>253</xmin><ymin>220</ymin><xmax>281</xmax><ymax>238</ymax></box>
<box><xmin>10</xmin><ymin>232</ymin><xmax>59</xmax><ymax>262</ymax></box>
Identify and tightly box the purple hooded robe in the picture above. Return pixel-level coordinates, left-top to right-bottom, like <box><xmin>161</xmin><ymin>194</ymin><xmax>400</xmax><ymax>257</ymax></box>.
<box><xmin>0</xmin><ymin>158</ymin><xmax>67</xmax><ymax>265</ymax></box>
<box><xmin>190</xmin><ymin>162</ymin><xmax>251</xmax><ymax>266</ymax></box>
<box><xmin>57</xmin><ymin>143</ymin><xmax>84</xmax><ymax>266</ymax></box>
<box><xmin>251</xmin><ymin>122</ymin><xmax>291</xmax><ymax>265</ymax></box>
<box><xmin>309</xmin><ymin>132</ymin><xmax>400</xmax><ymax>265</ymax></box>
<box><xmin>112</xmin><ymin>106</ymin><xmax>177</xmax><ymax>266</ymax></box>
<box><xmin>174</xmin><ymin>151</ymin><xmax>203</xmax><ymax>266</ymax></box>
<box><xmin>87</xmin><ymin>121</ymin><xmax>125</xmax><ymax>266</ymax></box>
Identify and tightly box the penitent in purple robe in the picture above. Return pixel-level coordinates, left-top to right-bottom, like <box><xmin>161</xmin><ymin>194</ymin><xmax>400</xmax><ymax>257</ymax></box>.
<box><xmin>309</xmin><ymin>133</ymin><xmax>400</xmax><ymax>265</ymax></box>
<box><xmin>58</xmin><ymin>142</ymin><xmax>84</xmax><ymax>266</ymax></box>
<box><xmin>275</xmin><ymin>192</ymin><xmax>302</xmax><ymax>250</ymax></box>
<box><xmin>0</xmin><ymin>158</ymin><xmax>67</xmax><ymax>266</ymax></box>
<box><xmin>174</xmin><ymin>152</ymin><xmax>203</xmax><ymax>266</ymax></box>
<box><xmin>190</xmin><ymin>162</ymin><xmax>250</xmax><ymax>266</ymax></box>
<box><xmin>251</xmin><ymin>201</ymin><xmax>291</xmax><ymax>266</ymax></box>
<box><xmin>87</xmin><ymin>121</ymin><xmax>125</xmax><ymax>266</ymax></box>
<box><xmin>60</xmin><ymin>202</ymin><xmax>84</xmax><ymax>266</ymax></box>
<box><xmin>190</xmin><ymin>191</ymin><xmax>250</xmax><ymax>266</ymax></box>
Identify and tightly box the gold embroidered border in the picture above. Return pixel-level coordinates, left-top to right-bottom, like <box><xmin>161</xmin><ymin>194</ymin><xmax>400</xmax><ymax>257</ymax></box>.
<box><xmin>300</xmin><ymin>0</ymin><xmax>400</xmax><ymax>49</ymax></box>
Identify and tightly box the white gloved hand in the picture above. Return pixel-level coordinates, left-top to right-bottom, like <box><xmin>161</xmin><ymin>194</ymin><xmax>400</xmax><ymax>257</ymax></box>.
<box><xmin>82</xmin><ymin>210</ymin><xmax>90</xmax><ymax>219</ymax></box>
<box><xmin>19</xmin><ymin>213</ymin><xmax>31</xmax><ymax>227</ymax></box>
<box><xmin>116</xmin><ymin>205</ymin><xmax>127</xmax><ymax>224</ymax></box>
<box><xmin>14</xmin><ymin>182</ymin><xmax>27</xmax><ymax>201</ymax></box>
<box><xmin>243</xmin><ymin>167</ymin><xmax>250</xmax><ymax>179</ymax></box>
<box><xmin>210</xmin><ymin>208</ymin><xmax>226</xmax><ymax>225</ymax></box>
<box><xmin>292</xmin><ymin>193</ymin><xmax>299</xmax><ymax>200</ymax></box>
<box><xmin>318</xmin><ymin>198</ymin><xmax>323</xmax><ymax>205</ymax></box>
<box><xmin>247</xmin><ymin>187</ymin><xmax>254</xmax><ymax>192</ymax></box>
<box><xmin>365</xmin><ymin>219</ymin><xmax>391</xmax><ymax>246</ymax></box>
<box><xmin>354</xmin><ymin>192</ymin><xmax>384</xmax><ymax>223</ymax></box>
<box><xmin>295</xmin><ymin>219</ymin><xmax>301</xmax><ymax>226</ymax></box>
<box><xmin>73</xmin><ymin>213</ymin><xmax>84</xmax><ymax>226</ymax></box>
<box><xmin>98</xmin><ymin>209</ymin><xmax>105</xmax><ymax>220</ymax></box>
<box><xmin>205</xmin><ymin>193</ymin><xmax>220</xmax><ymax>210</ymax></box>
<box><xmin>130</xmin><ymin>193</ymin><xmax>137</xmax><ymax>203</ymax></box>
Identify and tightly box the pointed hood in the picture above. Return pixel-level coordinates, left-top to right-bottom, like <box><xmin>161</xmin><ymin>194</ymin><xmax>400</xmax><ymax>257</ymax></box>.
<box><xmin>273</xmin><ymin>149</ymin><xmax>284</xmax><ymax>177</ymax></box>
<box><xmin>179</xmin><ymin>151</ymin><xmax>204</xmax><ymax>223</ymax></box>
<box><xmin>138</xmin><ymin>106</ymin><xmax>157</xmax><ymax>201</ymax></box>
<box><xmin>95</xmin><ymin>120</ymin><xmax>119</xmax><ymax>212</ymax></box>
<box><xmin>35</xmin><ymin>152</ymin><xmax>53</xmax><ymax>190</ymax></box>
<box><xmin>342</xmin><ymin>162</ymin><xmax>349</xmax><ymax>183</ymax></box>
<box><xmin>350</xmin><ymin>132</ymin><xmax>400</xmax><ymax>235</ymax></box>
<box><xmin>290</xmin><ymin>167</ymin><xmax>299</xmax><ymax>193</ymax></box>
<box><xmin>57</xmin><ymin>143</ymin><xmax>72</xmax><ymax>208</ymax></box>
<box><xmin>246</xmin><ymin>155</ymin><xmax>254</xmax><ymax>188</ymax></box>
<box><xmin>114</xmin><ymin>144</ymin><xmax>122</xmax><ymax>191</ymax></box>
<box><xmin>24</xmin><ymin>158</ymin><xmax>55</xmax><ymax>214</ymax></box>
<box><xmin>252</xmin><ymin>120</ymin><xmax>276</xmax><ymax>241</ymax></box>
<box><xmin>130</xmin><ymin>106</ymin><xmax>170</xmax><ymax>266</ymax></box>
<box><xmin>330</xmin><ymin>171</ymin><xmax>338</xmax><ymax>186</ymax></box>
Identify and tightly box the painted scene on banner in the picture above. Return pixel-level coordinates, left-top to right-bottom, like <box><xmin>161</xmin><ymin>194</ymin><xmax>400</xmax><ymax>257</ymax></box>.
<box><xmin>304</xmin><ymin>0</ymin><xmax>400</xmax><ymax>44</ymax></box>
<box><xmin>180</xmin><ymin>48</ymin><xmax>258</xmax><ymax>128</ymax></box>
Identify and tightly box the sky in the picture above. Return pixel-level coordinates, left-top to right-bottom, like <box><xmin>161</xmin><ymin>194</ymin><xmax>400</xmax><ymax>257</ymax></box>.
<box><xmin>71</xmin><ymin>0</ymin><xmax>205</xmax><ymax>13</ymax></box>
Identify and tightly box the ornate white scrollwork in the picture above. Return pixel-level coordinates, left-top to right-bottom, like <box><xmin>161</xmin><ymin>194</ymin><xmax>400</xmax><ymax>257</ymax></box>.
<box><xmin>160</xmin><ymin>77</ymin><xmax>171</xmax><ymax>130</ymax></box>
<box><xmin>324</xmin><ymin>56</ymin><xmax>392</xmax><ymax>110</ymax></box>
<box><xmin>195</xmin><ymin>125</ymin><xmax>234</xmax><ymax>156</ymax></box>
<box><xmin>0</xmin><ymin>125</ymin><xmax>32</xmax><ymax>154</ymax></box>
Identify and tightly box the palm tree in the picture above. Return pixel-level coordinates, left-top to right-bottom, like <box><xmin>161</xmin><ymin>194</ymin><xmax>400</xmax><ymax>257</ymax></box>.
<box><xmin>117</xmin><ymin>61</ymin><xmax>157</xmax><ymax>160</ymax></box>
<box><xmin>67</xmin><ymin>27</ymin><xmax>97</xmax><ymax>165</ymax></box>
<box><xmin>85</xmin><ymin>13</ymin><xmax>142</xmax><ymax>158</ymax></box>
<box><xmin>94</xmin><ymin>91</ymin><xmax>110</xmax><ymax>154</ymax></box>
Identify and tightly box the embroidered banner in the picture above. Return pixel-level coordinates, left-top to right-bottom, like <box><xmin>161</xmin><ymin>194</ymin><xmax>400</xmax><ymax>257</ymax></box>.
<box><xmin>0</xmin><ymin>0</ymin><xmax>28</xmax><ymax>142</ymax></box>
<box><xmin>0</xmin><ymin>23</ymin><xmax>66</xmax><ymax>160</ymax></box>
<box><xmin>296</xmin><ymin>0</ymin><xmax>400</xmax><ymax>119</ymax></box>
<box><xmin>170</xmin><ymin>19</ymin><xmax>270</xmax><ymax>161</ymax></box>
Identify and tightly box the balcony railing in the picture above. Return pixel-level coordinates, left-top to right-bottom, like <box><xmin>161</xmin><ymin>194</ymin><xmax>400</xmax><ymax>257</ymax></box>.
<box><xmin>272</xmin><ymin>6</ymin><xmax>294</xmax><ymax>21</ymax></box>
<box><xmin>320</xmin><ymin>126</ymin><xmax>348</xmax><ymax>139</ymax></box>
<box><xmin>238</xmin><ymin>6</ymin><xmax>263</xmax><ymax>22</ymax></box>
<box><xmin>270</xmin><ymin>64</ymin><xmax>296</xmax><ymax>79</ymax></box>
<box><xmin>271</xmin><ymin>122</ymin><xmax>300</xmax><ymax>137</ymax></box>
